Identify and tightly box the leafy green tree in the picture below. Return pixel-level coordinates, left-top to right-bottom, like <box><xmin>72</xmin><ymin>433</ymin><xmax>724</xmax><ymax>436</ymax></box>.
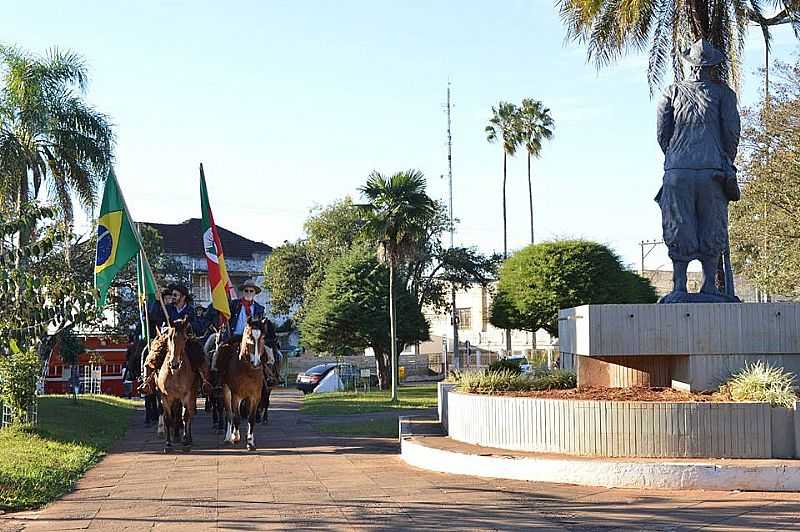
<box><xmin>490</xmin><ymin>240</ymin><xmax>657</xmax><ymax>336</ymax></box>
<box><xmin>485</xmin><ymin>102</ymin><xmax>521</xmax><ymax>260</ymax></box>
<box><xmin>730</xmin><ymin>59</ymin><xmax>800</xmax><ymax>297</ymax></box>
<box><xmin>405</xmin><ymin>201</ymin><xmax>500</xmax><ymax>313</ymax></box>
<box><xmin>300</xmin><ymin>246</ymin><xmax>429</xmax><ymax>389</ymax></box>
<box><xmin>264</xmin><ymin>197</ymin><xmax>366</xmax><ymax>320</ymax></box>
<box><xmin>0</xmin><ymin>45</ymin><xmax>114</xmax><ymax>245</ymax></box>
<box><xmin>263</xmin><ymin>241</ymin><xmax>310</xmax><ymax>315</ymax></box>
<box><xmin>0</xmin><ymin>203</ymin><xmax>100</xmax><ymax>355</ymax></box>
<box><xmin>517</xmin><ymin>99</ymin><xmax>554</xmax><ymax>244</ymax></box>
<box><xmin>0</xmin><ymin>343</ymin><xmax>41</xmax><ymax>424</ymax></box>
<box><xmin>556</xmin><ymin>1</ymin><xmax>799</xmax><ymax>93</ymax></box>
<box><xmin>359</xmin><ymin>170</ymin><xmax>436</xmax><ymax>401</ymax></box>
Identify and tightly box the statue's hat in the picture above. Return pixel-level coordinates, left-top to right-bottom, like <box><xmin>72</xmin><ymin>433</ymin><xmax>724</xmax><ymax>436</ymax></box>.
<box><xmin>681</xmin><ymin>39</ymin><xmax>725</xmax><ymax>67</ymax></box>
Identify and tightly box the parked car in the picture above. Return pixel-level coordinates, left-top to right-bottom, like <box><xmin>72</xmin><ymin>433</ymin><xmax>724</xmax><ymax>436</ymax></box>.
<box><xmin>505</xmin><ymin>354</ymin><xmax>533</xmax><ymax>374</ymax></box>
<box><xmin>281</xmin><ymin>346</ymin><xmax>304</xmax><ymax>358</ymax></box>
<box><xmin>296</xmin><ymin>363</ymin><xmax>337</xmax><ymax>394</ymax></box>
<box><xmin>295</xmin><ymin>363</ymin><xmax>377</xmax><ymax>394</ymax></box>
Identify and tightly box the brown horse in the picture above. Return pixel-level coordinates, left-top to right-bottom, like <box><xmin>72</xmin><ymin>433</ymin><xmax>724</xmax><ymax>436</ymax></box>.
<box><xmin>216</xmin><ymin>318</ymin><xmax>267</xmax><ymax>450</ymax></box>
<box><xmin>156</xmin><ymin>319</ymin><xmax>197</xmax><ymax>452</ymax></box>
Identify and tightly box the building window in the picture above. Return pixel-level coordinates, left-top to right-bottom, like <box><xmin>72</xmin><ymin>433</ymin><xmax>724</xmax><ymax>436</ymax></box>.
<box><xmin>192</xmin><ymin>273</ymin><xmax>211</xmax><ymax>303</ymax></box>
<box><xmin>456</xmin><ymin>308</ymin><xmax>472</xmax><ymax>330</ymax></box>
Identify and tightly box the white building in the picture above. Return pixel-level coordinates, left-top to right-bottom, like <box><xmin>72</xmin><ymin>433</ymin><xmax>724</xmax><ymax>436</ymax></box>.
<box><xmin>412</xmin><ymin>283</ymin><xmax>557</xmax><ymax>368</ymax></box>
<box><xmin>146</xmin><ymin>218</ymin><xmax>290</xmax><ymax>325</ymax></box>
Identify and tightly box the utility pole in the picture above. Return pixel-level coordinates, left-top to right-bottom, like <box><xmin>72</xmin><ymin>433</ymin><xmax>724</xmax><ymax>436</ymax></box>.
<box><xmin>446</xmin><ymin>82</ymin><xmax>459</xmax><ymax>375</ymax></box>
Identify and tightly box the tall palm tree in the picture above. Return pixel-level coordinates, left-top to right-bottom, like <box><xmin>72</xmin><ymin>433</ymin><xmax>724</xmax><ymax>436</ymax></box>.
<box><xmin>359</xmin><ymin>170</ymin><xmax>436</xmax><ymax>402</ymax></box>
<box><xmin>0</xmin><ymin>45</ymin><xmax>114</xmax><ymax>245</ymax></box>
<box><xmin>486</xmin><ymin>102</ymin><xmax>521</xmax><ymax>355</ymax></box>
<box><xmin>556</xmin><ymin>0</ymin><xmax>800</xmax><ymax>94</ymax></box>
<box><xmin>485</xmin><ymin>102</ymin><xmax>521</xmax><ymax>260</ymax></box>
<box><xmin>517</xmin><ymin>99</ymin><xmax>554</xmax><ymax>244</ymax></box>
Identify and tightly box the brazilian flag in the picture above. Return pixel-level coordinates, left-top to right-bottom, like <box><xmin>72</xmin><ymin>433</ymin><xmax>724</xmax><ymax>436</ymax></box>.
<box><xmin>95</xmin><ymin>172</ymin><xmax>156</xmax><ymax>307</ymax></box>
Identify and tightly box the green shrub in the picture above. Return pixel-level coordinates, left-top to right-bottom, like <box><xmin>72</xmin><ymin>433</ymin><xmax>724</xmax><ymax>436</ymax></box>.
<box><xmin>721</xmin><ymin>361</ymin><xmax>797</xmax><ymax>408</ymax></box>
<box><xmin>531</xmin><ymin>368</ymin><xmax>577</xmax><ymax>390</ymax></box>
<box><xmin>0</xmin><ymin>345</ymin><xmax>42</xmax><ymax>424</ymax></box>
<box><xmin>455</xmin><ymin>368</ymin><xmax>577</xmax><ymax>394</ymax></box>
<box><xmin>488</xmin><ymin>359</ymin><xmax>523</xmax><ymax>374</ymax></box>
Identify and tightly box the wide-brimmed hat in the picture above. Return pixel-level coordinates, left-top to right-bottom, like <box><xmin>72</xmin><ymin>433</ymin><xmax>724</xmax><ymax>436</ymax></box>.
<box><xmin>169</xmin><ymin>283</ymin><xmax>193</xmax><ymax>303</ymax></box>
<box><xmin>239</xmin><ymin>279</ymin><xmax>262</xmax><ymax>295</ymax></box>
<box><xmin>681</xmin><ymin>39</ymin><xmax>725</xmax><ymax>67</ymax></box>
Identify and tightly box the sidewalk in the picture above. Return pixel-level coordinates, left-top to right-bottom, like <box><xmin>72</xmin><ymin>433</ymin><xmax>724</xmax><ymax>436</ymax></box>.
<box><xmin>1</xmin><ymin>389</ymin><xmax>799</xmax><ymax>531</ymax></box>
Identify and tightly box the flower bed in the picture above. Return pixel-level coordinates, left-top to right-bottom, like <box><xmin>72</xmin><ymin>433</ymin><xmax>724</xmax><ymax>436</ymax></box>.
<box><xmin>439</xmin><ymin>383</ymin><xmax>800</xmax><ymax>459</ymax></box>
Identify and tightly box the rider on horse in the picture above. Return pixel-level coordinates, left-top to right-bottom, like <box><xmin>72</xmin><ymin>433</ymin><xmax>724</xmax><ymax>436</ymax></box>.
<box><xmin>207</xmin><ymin>279</ymin><xmax>282</xmax><ymax>385</ymax></box>
<box><xmin>139</xmin><ymin>284</ymin><xmax>210</xmax><ymax>395</ymax></box>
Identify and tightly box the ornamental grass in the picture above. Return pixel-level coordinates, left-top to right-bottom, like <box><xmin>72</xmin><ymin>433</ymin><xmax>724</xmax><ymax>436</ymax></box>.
<box><xmin>454</xmin><ymin>368</ymin><xmax>576</xmax><ymax>394</ymax></box>
<box><xmin>719</xmin><ymin>361</ymin><xmax>798</xmax><ymax>408</ymax></box>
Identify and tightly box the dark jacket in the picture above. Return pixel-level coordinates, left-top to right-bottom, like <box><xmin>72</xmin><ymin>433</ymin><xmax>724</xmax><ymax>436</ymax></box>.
<box><xmin>148</xmin><ymin>301</ymin><xmax>203</xmax><ymax>336</ymax></box>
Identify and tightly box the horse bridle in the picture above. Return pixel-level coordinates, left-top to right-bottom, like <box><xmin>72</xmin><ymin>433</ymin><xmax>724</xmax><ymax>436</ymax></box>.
<box><xmin>168</xmin><ymin>329</ymin><xmax>187</xmax><ymax>371</ymax></box>
<box><xmin>240</xmin><ymin>326</ymin><xmax>265</xmax><ymax>368</ymax></box>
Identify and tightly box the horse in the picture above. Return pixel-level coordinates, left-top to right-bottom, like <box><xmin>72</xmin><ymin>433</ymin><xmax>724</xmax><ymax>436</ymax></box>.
<box><xmin>216</xmin><ymin>318</ymin><xmax>267</xmax><ymax>450</ymax></box>
<box><xmin>203</xmin><ymin>330</ymin><xmax>227</xmax><ymax>431</ymax></box>
<box><xmin>255</xmin><ymin>350</ymin><xmax>281</xmax><ymax>424</ymax></box>
<box><xmin>156</xmin><ymin>319</ymin><xmax>198</xmax><ymax>452</ymax></box>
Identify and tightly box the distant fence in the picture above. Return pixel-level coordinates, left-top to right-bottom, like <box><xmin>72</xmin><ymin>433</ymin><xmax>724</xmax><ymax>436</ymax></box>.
<box><xmin>283</xmin><ymin>353</ymin><xmax>433</xmax><ymax>380</ymax></box>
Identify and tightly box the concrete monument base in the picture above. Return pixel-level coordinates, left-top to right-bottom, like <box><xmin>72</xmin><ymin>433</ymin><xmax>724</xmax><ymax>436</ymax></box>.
<box><xmin>559</xmin><ymin>303</ymin><xmax>800</xmax><ymax>391</ymax></box>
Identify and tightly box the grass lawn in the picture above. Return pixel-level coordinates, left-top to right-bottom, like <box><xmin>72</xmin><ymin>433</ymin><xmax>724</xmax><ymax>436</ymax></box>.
<box><xmin>0</xmin><ymin>394</ymin><xmax>137</xmax><ymax>511</ymax></box>
<box><xmin>300</xmin><ymin>383</ymin><xmax>438</xmax><ymax>416</ymax></box>
<box><xmin>316</xmin><ymin>417</ymin><xmax>398</xmax><ymax>438</ymax></box>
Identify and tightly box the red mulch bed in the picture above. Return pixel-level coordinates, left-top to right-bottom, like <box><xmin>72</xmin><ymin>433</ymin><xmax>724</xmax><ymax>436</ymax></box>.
<box><xmin>487</xmin><ymin>386</ymin><xmax>731</xmax><ymax>402</ymax></box>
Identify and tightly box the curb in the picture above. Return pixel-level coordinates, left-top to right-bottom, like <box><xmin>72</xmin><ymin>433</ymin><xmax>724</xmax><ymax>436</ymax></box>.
<box><xmin>400</xmin><ymin>436</ymin><xmax>800</xmax><ymax>491</ymax></box>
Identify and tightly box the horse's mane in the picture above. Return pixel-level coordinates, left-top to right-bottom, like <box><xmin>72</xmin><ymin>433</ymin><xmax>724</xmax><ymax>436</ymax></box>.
<box><xmin>215</xmin><ymin>336</ymin><xmax>241</xmax><ymax>381</ymax></box>
<box><xmin>186</xmin><ymin>337</ymin><xmax>206</xmax><ymax>370</ymax></box>
<box><xmin>149</xmin><ymin>333</ymin><xmax>169</xmax><ymax>360</ymax></box>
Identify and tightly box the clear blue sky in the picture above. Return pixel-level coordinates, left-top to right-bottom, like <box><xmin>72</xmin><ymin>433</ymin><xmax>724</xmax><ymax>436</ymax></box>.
<box><xmin>4</xmin><ymin>1</ymin><xmax>797</xmax><ymax>270</ymax></box>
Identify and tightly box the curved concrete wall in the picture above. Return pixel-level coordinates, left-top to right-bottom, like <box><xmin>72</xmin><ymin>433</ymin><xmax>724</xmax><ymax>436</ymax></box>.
<box><xmin>447</xmin><ymin>391</ymin><xmax>800</xmax><ymax>459</ymax></box>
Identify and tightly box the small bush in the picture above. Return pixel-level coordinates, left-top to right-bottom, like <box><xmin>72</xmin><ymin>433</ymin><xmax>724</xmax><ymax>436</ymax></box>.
<box><xmin>455</xmin><ymin>368</ymin><xmax>577</xmax><ymax>394</ymax></box>
<box><xmin>531</xmin><ymin>368</ymin><xmax>577</xmax><ymax>390</ymax></box>
<box><xmin>488</xmin><ymin>359</ymin><xmax>523</xmax><ymax>374</ymax></box>
<box><xmin>0</xmin><ymin>346</ymin><xmax>42</xmax><ymax>424</ymax></box>
<box><xmin>720</xmin><ymin>361</ymin><xmax>797</xmax><ymax>408</ymax></box>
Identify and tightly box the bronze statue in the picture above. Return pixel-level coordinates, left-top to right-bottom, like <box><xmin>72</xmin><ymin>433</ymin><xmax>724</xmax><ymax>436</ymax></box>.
<box><xmin>655</xmin><ymin>39</ymin><xmax>741</xmax><ymax>303</ymax></box>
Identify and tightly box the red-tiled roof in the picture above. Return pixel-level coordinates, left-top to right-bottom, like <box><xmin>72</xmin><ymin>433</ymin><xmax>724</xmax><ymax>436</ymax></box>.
<box><xmin>145</xmin><ymin>218</ymin><xmax>272</xmax><ymax>259</ymax></box>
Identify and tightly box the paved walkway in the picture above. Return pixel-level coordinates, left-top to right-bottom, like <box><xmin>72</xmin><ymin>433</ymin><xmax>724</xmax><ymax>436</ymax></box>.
<box><xmin>2</xmin><ymin>389</ymin><xmax>800</xmax><ymax>531</ymax></box>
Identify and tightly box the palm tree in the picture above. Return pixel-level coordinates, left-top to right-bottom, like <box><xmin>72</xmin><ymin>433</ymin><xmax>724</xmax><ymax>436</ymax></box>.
<box><xmin>359</xmin><ymin>170</ymin><xmax>436</xmax><ymax>402</ymax></box>
<box><xmin>486</xmin><ymin>102</ymin><xmax>521</xmax><ymax>355</ymax></box>
<box><xmin>517</xmin><ymin>99</ymin><xmax>554</xmax><ymax>244</ymax></box>
<box><xmin>0</xmin><ymin>45</ymin><xmax>114</xmax><ymax>246</ymax></box>
<box><xmin>556</xmin><ymin>1</ymin><xmax>800</xmax><ymax>93</ymax></box>
<box><xmin>485</xmin><ymin>102</ymin><xmax>521</xmax><ymax>260</ymax></box>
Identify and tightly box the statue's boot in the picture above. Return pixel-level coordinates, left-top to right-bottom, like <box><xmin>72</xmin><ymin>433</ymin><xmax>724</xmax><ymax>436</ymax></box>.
<box><xmin>700</xmin><ymin>256</ymin><xmax>722</xmax><ymax>295</ymax></box>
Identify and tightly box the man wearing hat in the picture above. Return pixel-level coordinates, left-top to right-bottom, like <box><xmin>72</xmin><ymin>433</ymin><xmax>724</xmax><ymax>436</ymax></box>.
<box><xmin>655</xmin><ymin>38</ymin><xmax>741</xmax><ymax>302</ymax></box>
<box><xmin>167</xmin><ymin>283</ymin><xmax>203</xmax><ymax>336</ymax></box>
<box><xmin>230</xmin><ymin>279</ymin><xmax>266</xmax><ymax>336</ymax></box>
<box><xmin>208</xmin><ymin>279</ymin><xmax>283</xmax><ymax>385</ymax></box>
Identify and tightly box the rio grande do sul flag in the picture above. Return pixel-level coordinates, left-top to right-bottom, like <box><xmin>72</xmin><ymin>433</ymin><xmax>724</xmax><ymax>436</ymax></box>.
<box><xmin>95</xmin><ymin>171</ymin><xmax>158</xmax><ymax>307</ymax></box>
<box><xmin>199</xmin><ymin>164</ymin><xmax>234</xmax><ymax>320</ymax></box>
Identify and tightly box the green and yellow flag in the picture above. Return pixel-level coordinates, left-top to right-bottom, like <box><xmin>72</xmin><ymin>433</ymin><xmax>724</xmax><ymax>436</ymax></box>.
<box><xmin>94</xmin><ymin>172</ymin><xmax>157</xmax><ymax>307</ymax></box>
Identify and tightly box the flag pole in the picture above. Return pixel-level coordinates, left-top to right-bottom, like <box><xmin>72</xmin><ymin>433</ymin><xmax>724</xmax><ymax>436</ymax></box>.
<box><xmin>135</xmin><ymin>250</ymin><xmax>151</xmax><ymax>379</ymax></box>
<box><xmin>135</xmin><ymin>222</ymin><xmax>170</xmax><ymax>327</ymax></box>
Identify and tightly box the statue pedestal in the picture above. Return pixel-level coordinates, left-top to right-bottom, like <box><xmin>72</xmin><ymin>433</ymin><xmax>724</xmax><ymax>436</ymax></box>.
<box><xmin>558</xmin><ymin>303</ymin><xmax>800</xmax><ymax>391</ymax></box>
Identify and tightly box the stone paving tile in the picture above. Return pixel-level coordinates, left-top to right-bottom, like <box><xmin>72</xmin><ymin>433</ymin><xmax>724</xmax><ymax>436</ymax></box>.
<box><xmin>4</xmin><ymin>388</ymin><xmax>800</xmax><ymax>531</ymax></box>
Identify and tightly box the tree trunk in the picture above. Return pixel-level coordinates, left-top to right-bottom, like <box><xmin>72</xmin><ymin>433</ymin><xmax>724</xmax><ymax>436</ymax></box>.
<box><xmin>374</xmin><ymin>349</ymin><xmax>390</xmax><ymax>390</ymax></box>
<box><xmin>503</xmin><ymin>152</ymin><xmax>512</xmax><ymax>354</ymax></box>
<box><xmin>15</xmin><ymin>174</ymin><xmax>30</xmax><ymax>268</ymax></box>
<box><xmin>527</xmin><ymin>153</ymin><xmax>534</xmax><ymax>244</ymax></box>
<box><xmin>502</xmin><ymin>153</ymin><xmax>508</xmax><ymax>259</ymax></box>
<box><xmin>389</xmin><ymin>260</ymin><xmax>399</xmax><ymax>402</ymax></box>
